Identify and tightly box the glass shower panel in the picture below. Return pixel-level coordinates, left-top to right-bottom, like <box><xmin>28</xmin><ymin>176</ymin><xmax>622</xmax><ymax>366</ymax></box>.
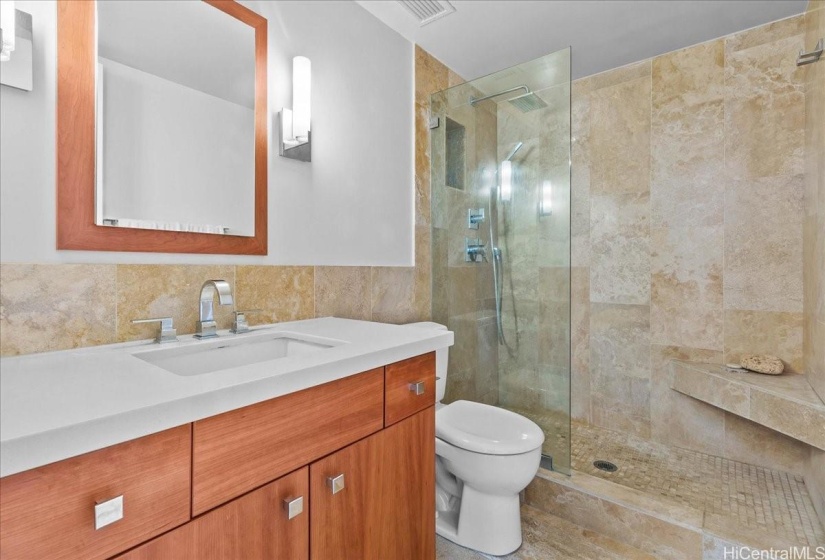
<box><xmin>431</xmin><ymin>48</ymin><xmax>572</xmax><ymax>474</ymax></box>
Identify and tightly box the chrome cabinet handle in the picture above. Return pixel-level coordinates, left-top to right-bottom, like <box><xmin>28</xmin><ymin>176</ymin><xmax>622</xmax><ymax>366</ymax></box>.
<box><xmin>408</xmin><ymin>381</ymin><xmax>426</xmax><ymax>396</ymax></box>
<box><xmin>327</xmin><ymin>474</ymin><xmax>345</xmax><ymax>495</ymax></box>
<box><xmin>94</xmin><ymin>495</ymin><xmax>124</xmax><ymax>530</ymax></box>
<box><xmin>131</xmin><ymin>316</ymin><xmax>177</xmax><ymax>344</ymax></box>
<box><xmin>283</xmin><ymin>496</ymin><xmax>304</xmax><ymax>520</ymax></box>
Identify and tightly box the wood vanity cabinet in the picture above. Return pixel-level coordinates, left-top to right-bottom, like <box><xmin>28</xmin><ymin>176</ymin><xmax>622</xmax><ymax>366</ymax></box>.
<box><xmin>0</xmin><ymin>353</ymin><xmax>436</xmax><ymax>560</ymax></box>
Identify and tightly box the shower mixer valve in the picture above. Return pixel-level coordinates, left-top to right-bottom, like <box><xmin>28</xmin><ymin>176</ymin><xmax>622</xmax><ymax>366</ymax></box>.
<box><xmin>467</xmin><ymin>208</ymin><xmax>485</xmax><ymax>230</ymax></box>
<box><xmin>465</xmin><ymin>237</ymin><xmax>487</xmax><ymax>263</ymax></box>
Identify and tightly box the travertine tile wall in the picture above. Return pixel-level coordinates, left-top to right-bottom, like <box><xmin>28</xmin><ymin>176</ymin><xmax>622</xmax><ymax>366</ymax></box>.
<box><xmin>0</xmin><ymin>46</ymin><xmax>448</xmax><ymax>357</ymax></box>
<box><xmin>803</xmin><ymin>0</ymin><xmax>825</xmax><ymax>527</ymax></box>
<box><xmin>571</xmin><ymin>15</ymin><xmax>813</xmax><ymax>474</ymax></box>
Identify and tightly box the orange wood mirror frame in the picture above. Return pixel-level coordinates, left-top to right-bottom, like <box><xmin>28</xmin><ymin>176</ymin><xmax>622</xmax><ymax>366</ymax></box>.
<box><xmin>56</xmin><ymin>0</ymin><xmax>268</xmax><ymax>255</ymax></box>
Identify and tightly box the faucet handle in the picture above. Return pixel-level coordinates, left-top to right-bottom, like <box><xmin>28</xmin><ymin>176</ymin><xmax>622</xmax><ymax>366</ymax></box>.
<box><xmin>131</xmin><ymin>317</ymin><xmax>178</xmax><ymax>344</ymax></box>
<box><xmin>231</xmin><ymin>310</ymin><xmax>263</xmax><ymax>334</ymax></box>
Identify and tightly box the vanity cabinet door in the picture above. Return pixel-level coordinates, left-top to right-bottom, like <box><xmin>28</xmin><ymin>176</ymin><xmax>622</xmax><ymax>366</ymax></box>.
<box><xmin>115</xmin><ymin>467</ymin><xmax>309</xmax><ymax>560</ymax></box>
<box><xmin>309</xmin><ymin>428</ymin><xmax>383</xmax><ymax>560</ymax></box>
<box><xmin>310</xmin><ymin>406</ymin><xmax>435</xmax><ymax>560</ymax></box>
<box><xmin>375</xmin><ymin>406</ymin><xmax>435</xmax><ymax>560</ymax></box>
<box><xmin>0</xmin><ymin>425</ymin><xmax>191</xmax><ymax>560</ymax></box>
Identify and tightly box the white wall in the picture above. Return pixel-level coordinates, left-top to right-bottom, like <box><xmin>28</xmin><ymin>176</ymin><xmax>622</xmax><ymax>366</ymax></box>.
<box><xmin>0</xmin><ymin>0</ymin><xmax>414</xmax><ymax>265</ymax></box>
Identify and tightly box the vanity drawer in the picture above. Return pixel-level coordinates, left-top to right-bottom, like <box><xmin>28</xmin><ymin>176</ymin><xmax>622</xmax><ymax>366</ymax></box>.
<box><xmin>385</xmin><ymin>352</ymin><xmax>436</xmax><ymax>426</ymax></box>
<box><xmin>192</xmin><ymin>368</ymin><xmax>384</xmax><ymax>515</ymax></box>
<box><xmin>0</xmin><ymin>425</ymin><xmax>191</xmax><ymax>560</ymax></box>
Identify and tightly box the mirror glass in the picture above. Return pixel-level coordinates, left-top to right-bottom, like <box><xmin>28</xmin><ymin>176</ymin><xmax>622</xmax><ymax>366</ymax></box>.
<box><xmin>95</xmin><ymin>1</ymin><xmax>256</xmax><ymax>237</ymax></box>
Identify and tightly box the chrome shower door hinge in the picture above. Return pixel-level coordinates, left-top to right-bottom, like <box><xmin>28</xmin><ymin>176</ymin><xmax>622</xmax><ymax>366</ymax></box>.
<box><xmin>429</xmin><ymin>116</ymin><xmax>440</xmax><ymax>129</ymax></box>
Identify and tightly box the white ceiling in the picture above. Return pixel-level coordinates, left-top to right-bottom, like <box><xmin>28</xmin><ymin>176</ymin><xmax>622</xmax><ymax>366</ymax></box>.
<box><xmin>356</xmin><ymin>0</ymin><xmax>808</xmax><ymax>81</ymax></box>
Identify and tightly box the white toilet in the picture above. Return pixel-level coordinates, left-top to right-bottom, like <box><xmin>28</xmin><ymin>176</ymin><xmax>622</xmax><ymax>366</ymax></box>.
<box><xmin>406</xmin><ymin>322</ymin><xmax>545</xmax><ymax>557</ymax></box>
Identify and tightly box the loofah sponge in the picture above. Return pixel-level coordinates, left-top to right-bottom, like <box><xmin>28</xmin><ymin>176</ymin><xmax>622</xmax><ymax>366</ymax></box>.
<box><xmin>740</xmin><ymin>354</ymin><xmax>784</xmax><ymax>375</ymax></box>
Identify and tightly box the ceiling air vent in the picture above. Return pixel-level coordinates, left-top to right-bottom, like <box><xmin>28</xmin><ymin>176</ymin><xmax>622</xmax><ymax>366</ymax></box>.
<box><xmin>397</xmin><ymin>0</ymin><xmax>455</xmax><ymax>26</ymax></box>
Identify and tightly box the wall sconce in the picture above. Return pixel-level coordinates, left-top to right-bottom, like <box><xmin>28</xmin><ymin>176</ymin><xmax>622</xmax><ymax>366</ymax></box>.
<box><xmin>0</xmin><ymin>2</ymin><xmax>33</xmax><ymax>92</ymax></box>
<box><xmin>540</xmin><ymin>180</ymin><xmax>552</xmax><ymax>216</ymax></box>
<box><xmin>499</xmin><ymin>160</ymin><xmax>512</xmax><ymax>202</ymax></box>
<box><xmin>0</xmin><ymin>1</ymin><xmax>16</xmax><ymax>61</ymax></box>
<box><xmin>279</xmin><ymin>56</ymin><xmax>311</xmax><ymax>162</ymax></box>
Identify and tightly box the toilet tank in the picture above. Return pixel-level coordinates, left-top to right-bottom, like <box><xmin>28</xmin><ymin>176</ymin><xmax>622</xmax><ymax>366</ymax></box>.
<box><xmin>404</xmin><ymin>322</ymin><xmax>449</xmax><ymax>403</ymax></box>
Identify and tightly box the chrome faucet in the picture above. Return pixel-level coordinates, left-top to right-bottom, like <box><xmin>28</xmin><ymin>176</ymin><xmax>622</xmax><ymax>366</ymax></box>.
<box><xmin>195</xmin><ymin>280</ymin><xmax>234</xmax><ymax>339</ymax></box>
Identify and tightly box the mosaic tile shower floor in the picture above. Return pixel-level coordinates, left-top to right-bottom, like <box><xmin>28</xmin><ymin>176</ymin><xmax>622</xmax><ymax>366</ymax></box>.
<box><xmin>512</xmin><ymin>408</ymin><xmax>825</xmax><ymax>547</ymax></box>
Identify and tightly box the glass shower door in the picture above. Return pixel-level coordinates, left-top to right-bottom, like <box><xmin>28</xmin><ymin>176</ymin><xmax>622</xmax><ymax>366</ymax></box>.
<box><xmin>431</xmin><ymin>48</ymin><xmax>572</xmax><ymax>473</ymax></box>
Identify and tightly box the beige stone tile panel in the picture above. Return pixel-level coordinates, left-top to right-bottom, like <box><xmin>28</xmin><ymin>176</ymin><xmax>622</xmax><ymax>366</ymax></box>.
<box><xmin>723</xmin><ymin>310</ymin><xmax>804</xmax><ymax>373</ymax></box>
<box><xmin>571</xmin><ymin>267</ymin><xmax>591</xmax><ymax>422</ymax></box>
<box><xmin>725</xmin><ymin>26</ymin><xmax>805</xmax><ymax>180</ymax></box>
<box><xmin>670</xmin><ymin>361</ymin><xmax>750</xmax><ymax>417</ymax></box>
<box><xmin>724</xmin><ymin>175</ymin><xmax>804</xmax><ymax>314</ymax></box>
<box><xmin>371</xmin><ymin>267</ymin><xmax>419</xmax><ymax>324</ymax></box>
<box><xmin>0</xmin><ymin>263</ymin><xmax>117</xmax><ymax>356</ymax></box>
<box><xmin>415</xmin><ymin>102</ymin><xmax>432</xmax><ymax>228</ymax></box>
<box><xmin>590</xmin><ymin>76</ymin><xmax>651</xmax><ymax>195</ymax></box>
<box><xmin>649</xmin><ymin>345</ymin><xmax>725</xmax><ymax>454</ymax></box>
<box><xmin>590</xmin><ymin>193</ymin><xmax>651</xmax><ymax>305</ymax></box>
<box><xmin>749</xmin><ymin>389</ymin><xmax>825</xmax><ymax>450</ymax></box>
<box><xmin>436</xmin><ymin>504</ymin><xmax>658</xmax><ymax>560</ymax></box>
<box><xmin>116</xmin><ymin>265</ymin><xmax>234</xmax><ymax>342</ymax></box>
<box><xmin>525</xmin><ymin>472</ymin><xmax>703</xmax><ymax>560</ymax></box>
<box><xmin>723</xmin><ymin>412</ymin><xmax>811</xmax><ymax>475</ymax></box>
<box><xmin>650</xmin><ymin>40</ymin><xmax>724</xmax><ymax>231</ymax></box>
<box><xmin>415</xmin><ymin>45</ymin><xmax>448</xmax><ymax>105</ymax></box>
<box><xmin>235</xmin><ymin>266</ymin><xmax>314</xmax><ymax>326</ymax></box>
<box><xmin>650</xmin><ymin>100</ymin><xmax>725</xmax><ymax>229</ymax></box>
<box><xmin>314</xmin><ymin>266</ymin><xmax>371</xmax><ymax>321</ymax></box>
<box><xmin>650</xmin><ymin>225</ymin><xmax>724</xmax><ymax>350</ymax></box>
<box><xmin>590</xmin><ymin>303</ymin><xmax>651</xmax><ymax>379</ymax></box>
<box><xmin>652</xmin><ymin>39</ymin><xmax>724</xmax><ymax>112</ymax></box>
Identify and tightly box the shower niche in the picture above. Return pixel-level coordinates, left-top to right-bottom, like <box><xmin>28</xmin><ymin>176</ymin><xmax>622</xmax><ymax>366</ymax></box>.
<box><xmin>430</xmin><ymin>48</ymin><xmax>572</xmax><ymax>473</ymax></box>
<box><xmin>445</xmin><ymin>118</ymin><xmax>466</xmax><ymax>190</ymax></box>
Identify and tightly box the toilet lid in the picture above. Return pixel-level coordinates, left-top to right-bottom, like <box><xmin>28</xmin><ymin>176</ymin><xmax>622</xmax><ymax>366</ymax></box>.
<box><xmin>436</xmin><ymin>400</ymin><xmax>545</xmax><ymax>455</ymax></box>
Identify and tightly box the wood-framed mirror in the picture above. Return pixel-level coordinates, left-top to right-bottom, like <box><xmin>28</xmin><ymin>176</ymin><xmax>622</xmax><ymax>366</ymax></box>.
<box><xmin>56</xmin><ymin>0</ymin><xmax>268</xmax><ymax>255</ymax></box>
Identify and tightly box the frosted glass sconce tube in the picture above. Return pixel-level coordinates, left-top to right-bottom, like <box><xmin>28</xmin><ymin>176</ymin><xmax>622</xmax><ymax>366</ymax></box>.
<box><xmin>279</xmin><ymin>56</ymin><xmax>311</xmax><ymax>162</ymax></box>
<box><xmin>540</xmin><ymin>180</ymin><xmax>552</xmax><ymax>216</ymax></box>
<box><xmin>499</xmin><ymin>160</ymin><xmax>512</xmax><ymax>202</ymax></box>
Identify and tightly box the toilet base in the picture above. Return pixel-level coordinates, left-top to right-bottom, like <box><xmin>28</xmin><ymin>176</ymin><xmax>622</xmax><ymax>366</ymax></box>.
<box><xmin>435</xmin><ymin>485</ymin><xmax>522</xmax><ymax>557</ymax></box>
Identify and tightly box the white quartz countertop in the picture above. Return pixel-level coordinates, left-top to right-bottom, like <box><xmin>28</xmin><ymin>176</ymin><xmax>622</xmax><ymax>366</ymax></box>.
<box><xmin>0</xmin><ymin>318</ymin><xmax>453</xmax><ymax>477</ymax></box>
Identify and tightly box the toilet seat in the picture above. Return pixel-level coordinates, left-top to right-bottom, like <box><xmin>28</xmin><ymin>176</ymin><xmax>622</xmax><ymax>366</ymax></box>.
<box><xmin>436</xmin><ymin>400</ymin><xmax>544</xmax><ymax>455</ymax></box>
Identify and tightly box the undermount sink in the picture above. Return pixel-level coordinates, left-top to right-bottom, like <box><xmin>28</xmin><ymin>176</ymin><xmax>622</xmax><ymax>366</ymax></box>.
<box><xmin>133</xmin><ymin>331</ymin><xmax>344</xmax><ymax>376</ymax></box>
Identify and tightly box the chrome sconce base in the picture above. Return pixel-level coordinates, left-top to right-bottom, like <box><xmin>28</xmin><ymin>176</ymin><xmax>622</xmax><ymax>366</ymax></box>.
<box><xmin>279</xmin><ymin>108</ymin><xmax>311</xmax><ymax>162</ymax></box>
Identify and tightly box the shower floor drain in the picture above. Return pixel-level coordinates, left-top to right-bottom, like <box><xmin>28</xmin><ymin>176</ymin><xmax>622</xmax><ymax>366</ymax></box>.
<box><xmin>593</xmin><ymin>460</ymin><xmax>618</xmax><ymax>472</ymax></box>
